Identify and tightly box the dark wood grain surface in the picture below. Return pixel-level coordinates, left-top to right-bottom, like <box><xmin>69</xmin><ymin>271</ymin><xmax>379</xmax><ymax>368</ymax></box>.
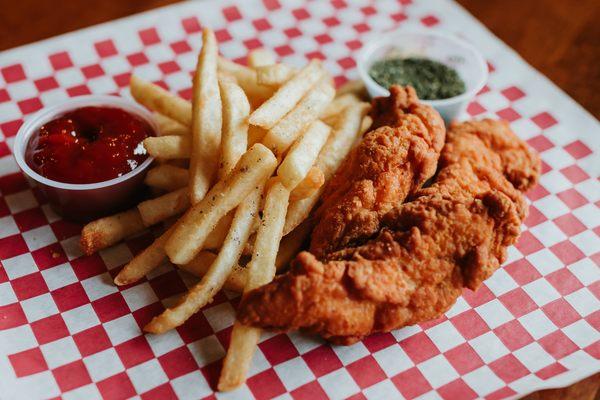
<box><xmin>458</xmin><ymin>0</ymin><xmax>599</xmax><ymax>118</ymax></box>
<box><xmin>0</xmin><ymin>1</ymin><xmax>598</xmax><ymax>398</ymax></box>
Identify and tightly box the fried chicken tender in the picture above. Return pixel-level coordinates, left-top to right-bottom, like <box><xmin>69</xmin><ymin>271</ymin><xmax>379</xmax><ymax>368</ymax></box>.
<box><xmin>309</xmin><ymin>85</ymin><xmax>445</xmax><ymax>258</ymax></box>
<box><xmin>238</xmin><ymin>119</ymin><xmax>540</xmax><ymax>344</ymax></box>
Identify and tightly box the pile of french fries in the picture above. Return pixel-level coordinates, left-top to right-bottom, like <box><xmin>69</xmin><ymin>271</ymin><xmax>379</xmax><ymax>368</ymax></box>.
<box><xmin>80</xmin><ymin>28</ymin><xmax>371</xmax><ymax>391</ymax></box>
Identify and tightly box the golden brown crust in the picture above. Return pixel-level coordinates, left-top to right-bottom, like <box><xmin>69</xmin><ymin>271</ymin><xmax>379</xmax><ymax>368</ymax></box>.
<box><xmin>444</xmin><ymin>119</ymin><xmax>540</xmax><ymax>192</ymax></box>
<box><xmin>238</xmin><ymin>119</ymin><xmax>540</xmax><ymax>344</ymax></box>
<box><xmin>308</xmin><ymin>86</ymin><xmax>446</xmax><ymax>258</ymax></box>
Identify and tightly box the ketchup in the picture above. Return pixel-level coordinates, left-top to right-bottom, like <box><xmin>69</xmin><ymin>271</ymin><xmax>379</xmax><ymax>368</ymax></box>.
<box><xmin>25</xmin><ymin>106</ymin><xmax>154</xmax><ymax>184</ymax></box>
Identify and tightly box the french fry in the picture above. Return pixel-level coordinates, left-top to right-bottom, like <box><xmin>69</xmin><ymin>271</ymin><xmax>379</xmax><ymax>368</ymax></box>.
<box><xmin>130</xmin><ymin>75</ymin><xmax>192</xmax><ymax>127</ymax></box>
<box><xmin>218</xmin><ymin>180</ymin><xmax>290</xmax><ymax>391</ymax></box>
<box><xmin>143</xmin><ymin>136</ymin><xmax>191</xmax><ymax>159</ymax></box>
<box><xmin>153</xmin><ymin>113</ymin><xmax>190</xmax><ymax>136</ymax></box>
<box><xmin>144</xmin><ymin>164</ymin><xmax>189</xmax><ymax>191</ymax></box>
<box><xmin>320</xmin><ymin>93</ymin><xmax>360</xmax><ymax>122</ymax></box>
<box><xmin>180</xmin><ymin>220</ymin><xmax>307</xmax><ymax>294</ymax></box>
<box><xmin>314</xmin><ymin>103</ymin><xmax>371</xmax><ymax>181</ymax></box>
<box><xmin>179</xmin><ymin>251</ymin><xmax>216</xmax><ymax>276</ymax></box>
<box><xmin>336</xmin><ymin>78</ymin><xmax>368</xmax><ymax>100</ymax></box>
<box><xmin>218</xmin><ymin>72</ymin><xmax>237</xmax><ymax>84</ymax></box>
<box><xmin>284</xmin><ymin>191</ymin><xmax>319</xmax><ymax>238</ymax></box>
<box><xmin>219</xmin><ymin>78</ymin><xmax>250</xmax><ymax>179</ymax></box>
<box><xmin>289</xmin><ymin>166</ymin><xmax>324</xmax><ymax>201</ymax></box>
<box><xmin>283</xmin><ymin>102</ymin><xmax>370</xmax><ymax>235</ymax></box>
<box><xmin>80</xmin><ymin>208</ymin><xmax>145</xmax><ymax>255</ymax></box>
<box><xmin>163</xmin><ymin>159</ymin><xmax>189</xmax><ymax>169</ymax></box>
<box><xmin>247</xmin><ymin>48</ymin><xmax>276</xmax><ymax>68</ymax></box>
<box><xmin>114</xmin><ymin>210</ymin><xmax>233</xmax><ymax>286</ymax></box>
<box><xmin>219</xmin><ymin>323</ymin><xmax>262</xmax><ymax>391</ymax></box>
<box><xmin>203</xmin><ymin>211</ymin><xmax>234</xmax><ymax>250</ymax></box>
<box><xmin>255</xmin><ymin>63</ymin><xmax>295</xmax><ymax>87</ymax></box>
<box><xmin>181</xmin><ymin>218</ymin><xmax>303</xmax><ymax>292</ymax></box>
<box><xmin>145</xmin><ymin>186</ymin><xmax>263</xmax><ymax>333</ymax></box>
<box><xmin>113</xmin><ymin>211</ymin><xmax>232</xmax><ymax>286</ymax></box>
<box><xmin>189</xmin><ymin>28</ymin><xmax>222</xmax><ymax>204</ymax></box>
<box><xmin>248</xmin><ymin>125</ymin><xmax>267</xmax><ymax>147</ymax></box>
<box><xmin>360</xmin><ymin>115</ymin><xmax>373</xmax><ymax>135</ymax></box>
<box><xmin>249</xmin><ymin>60</ymin><xmax>324</xmax><ymax>129</ymax></box>
<box><xmin>138</xmin><ymin>188</ymin><xmax>190</xmax><ymax>227</ymax></box>
<box><xmin>114</xmin><ymin>225</ymin><xmax>175</xmax><ymax>286</ymax></box>
<box><xmin>275</xmin><ymin>219</ymin><xmax>312</xmax><ymax>270</ymax></box>
<box><xmin>262</xmin><ymin>78</ymin><xmax>335</xmax><ymax>156</ymax></box>
<box><xmin>165</xmin><ymin>144</ymin><xmax>277</xmax><ymax>265</ymax></box>
<box><xmin>179</xmin><ymin>251</ymin><xmax>249</xmax><ymax>292</ymax></box>
<box><xmin>277</xmin><ymin>120</ymin><xmax>330</xmax><ymax>189</ymax></box>
<box><xmin>118</xmin><ymin>53</ymin><xmax>379</xmax><ymax>393</ymax></box>
<box><xmin>218</xmin><ymin>57</ymin><xmax>275</xmax><ymax>107</ymax></box>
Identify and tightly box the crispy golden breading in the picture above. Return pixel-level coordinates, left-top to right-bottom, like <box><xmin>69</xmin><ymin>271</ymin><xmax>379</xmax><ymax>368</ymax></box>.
<box><xmin>309</xmin><ymin>86</ymin><xmax>445</xmax><ymax>259</ymax></box>
<box><xmin>238</xmin><ymin>119</ymin><xmax>540</xmax><ymax>344</ymax></box>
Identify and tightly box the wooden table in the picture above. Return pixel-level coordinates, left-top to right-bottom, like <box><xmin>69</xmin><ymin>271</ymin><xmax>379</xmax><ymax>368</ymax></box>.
<box><xmin>1</xmin><ymin>1</ymin><xmax>598</xmax><ymax>398</ymax></box>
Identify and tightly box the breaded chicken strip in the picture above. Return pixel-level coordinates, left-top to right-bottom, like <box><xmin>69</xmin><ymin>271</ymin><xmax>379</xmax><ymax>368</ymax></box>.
<box><xmin>309</xmin><ymin>85</ymin><xmax>445</xmax><ymax>258</ymax></box>
<box><xmin>238</xmin><ymin>120</ymin><xmax>540</xmax><ymax>344</ymax></box>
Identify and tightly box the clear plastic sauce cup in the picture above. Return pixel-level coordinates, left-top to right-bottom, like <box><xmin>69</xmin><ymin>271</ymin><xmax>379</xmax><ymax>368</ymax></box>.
<box><xmin>14</xmin><ymin>95</ymin><xmax>156</xmax><ymax>222</ymax></box>
<box><xmin>357</xmin><ymin>29</ymin><xmax>488</xmax><ymax>124</ymax></box>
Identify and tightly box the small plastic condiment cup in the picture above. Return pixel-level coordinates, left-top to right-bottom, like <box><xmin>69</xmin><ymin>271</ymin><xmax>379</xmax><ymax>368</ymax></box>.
<box><xmin>14</xmin><ymin>95</ymin><xmax>157</xmax><ymax>222</ymax></box>
<box><xmin>357</xmin><ymin>29</ymin><xmax>488</xmax><ymax>124</ymax></box>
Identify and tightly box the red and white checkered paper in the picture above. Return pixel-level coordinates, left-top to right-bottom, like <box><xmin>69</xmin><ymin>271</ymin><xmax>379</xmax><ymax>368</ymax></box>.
<box><xmin>0</xmin><ymin>0</ymin><xmax>598</xmax><ymax>399</ymax></box>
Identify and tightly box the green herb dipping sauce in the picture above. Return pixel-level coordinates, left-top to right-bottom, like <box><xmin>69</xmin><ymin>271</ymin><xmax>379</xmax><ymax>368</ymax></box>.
<box><xmin>369</xmin><ymin>57</ymin><xmax>466</xmax><ymax>100</ymax></box>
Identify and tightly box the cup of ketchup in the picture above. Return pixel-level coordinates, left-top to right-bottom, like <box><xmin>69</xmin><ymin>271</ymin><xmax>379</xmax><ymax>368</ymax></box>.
<box><xmin>14</xmin><ymin>95</ymin><xmax>157</xmax><ymax>222</ymax></box>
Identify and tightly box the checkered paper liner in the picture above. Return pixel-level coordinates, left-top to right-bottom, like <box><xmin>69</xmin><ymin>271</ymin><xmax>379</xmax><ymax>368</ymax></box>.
<box><xmin>0</xmin><ymin>0</ymin><xmax>598</xmax><ymax>398</ymax></box>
